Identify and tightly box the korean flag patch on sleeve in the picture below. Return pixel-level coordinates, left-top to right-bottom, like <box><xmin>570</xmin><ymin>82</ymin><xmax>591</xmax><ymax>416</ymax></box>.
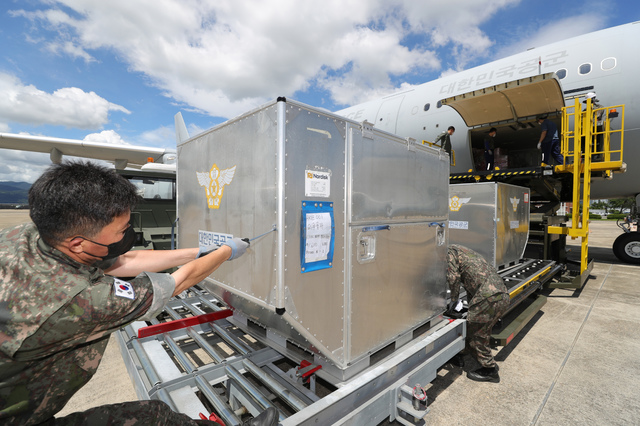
<box><xmin>113</xmin><ymin>278</ymin><xmax>135</xmax><ymax>300</ymax></box>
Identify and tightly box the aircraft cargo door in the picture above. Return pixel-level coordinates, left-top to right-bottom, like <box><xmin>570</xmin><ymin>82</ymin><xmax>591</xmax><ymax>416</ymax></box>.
<box><xmin>375</xmin><ymin>96</ymin><xmax>405</xmax><ymax>134</ymax></box>
<box><xmin>441</xmin><ymin>72</ymin><xmax>565</xmax><ymax>171</ymax></box>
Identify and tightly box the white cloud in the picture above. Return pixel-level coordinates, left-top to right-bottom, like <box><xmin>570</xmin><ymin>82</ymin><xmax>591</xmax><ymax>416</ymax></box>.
<box><xmin>10</xmin><ymin>8</ymin><xmax>97</xmax><ymax>62</ymax></box>
<box><xmin>138</xmin><ymin>126</ymin><xmax>176</xmax><ymax>149</ymax></box>
<box><xmin>46</xmin><ymin>40</ymin><xmax>97</xmax><ymax>63</ymax></box>
<box><xmin>0</xmin><ymin>149</ymin><xmax>51</xmax><ymax>183</ymax></box>
<box><xmin>83</xmin><ymin>129</ymin><xmax>131</xmax><ymax>145</ymax></box>
<box><xmin>400</xmin><ymin>0</ymin><xmax>520</xmax><ymax>69</ymax></box>
<box><xmin>0</xmin><ymin>73</ymin><xmax>130</xmax><ymax>129</ymax></box>
<box><xmin>84</xmin><ymin>126</ymin><xmax>177</xmax><ymax>150</ymax></box>
<box><xmin>318</xmin><ymin>26</ymin><xmax>441</xmax><ymax>105</ymax></box>
<box><xmin>11</xmin><ymin>0</ymin><xmax>519</xmax><ymax>113</ymax></box>
<box><xmin>495</xmin><ymin>13</ymin><xmax>608</xmax><ymax>59</ymax></box>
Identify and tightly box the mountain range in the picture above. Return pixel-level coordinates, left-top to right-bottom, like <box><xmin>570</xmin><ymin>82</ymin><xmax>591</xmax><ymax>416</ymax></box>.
<box><xmin>0</xmin><ymin>182</ymin><xmax>31</xmax><ymax>204</ymax></box>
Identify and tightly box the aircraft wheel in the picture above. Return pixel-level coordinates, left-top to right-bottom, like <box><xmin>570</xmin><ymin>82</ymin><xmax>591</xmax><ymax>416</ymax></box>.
<box><xmin>613</xmin><ymin>232</ymin><xmax>640</xmax><ymax>264</ymax></box>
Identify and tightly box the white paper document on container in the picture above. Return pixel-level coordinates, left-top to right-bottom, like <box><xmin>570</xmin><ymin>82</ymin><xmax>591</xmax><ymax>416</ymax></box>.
<box><xmin>305</xmin><ymin>212</ymin><xmax>332</xmax><ymax>262</ymax></box>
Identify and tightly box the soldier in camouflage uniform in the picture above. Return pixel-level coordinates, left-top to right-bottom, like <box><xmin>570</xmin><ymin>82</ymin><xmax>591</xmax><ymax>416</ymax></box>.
<box><xmin>447</xmin><ymin>244</ymin><xmax>510</xmax><ymax>383</ymax></box>
<box><xmin>0</xmin><ymin>162</ymin><xmax>277</xmax><ymax>425</ymax></box>
<box><xmin>433</xmin><ymin>126</ymin><xmax>456</xmax><ymax>160</ymax></box>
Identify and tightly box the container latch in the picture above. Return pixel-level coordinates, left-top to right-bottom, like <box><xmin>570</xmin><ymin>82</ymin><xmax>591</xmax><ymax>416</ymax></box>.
<box><xmin>357</xmin><ymin>234</ymin><xmax>377</xmax><ymax>264</ymax></box>
<box><xmin>361</xmin><ymin>121</ymin><xmax>375</xmax><ymax>140</ymax></box>
<box><xmin>406</xmin><ymin>137</ymin><xmax>417</xmax><ymax>152</ymax></box>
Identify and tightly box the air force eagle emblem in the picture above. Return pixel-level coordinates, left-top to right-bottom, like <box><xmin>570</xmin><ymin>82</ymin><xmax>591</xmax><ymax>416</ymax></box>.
<box><xmin>196</xmin><ymin>164</ymin><xmax>236</xmax><ymax>209</ymax></box>
<box><xmin>510</xmin><ymin>197</ymin><xmax>520</xmax><ymax>212</ymax></box>
<box><xmin>449</xmin><ymin>196</ymin><xmax>471</xmax><ymax>212</ymax></box>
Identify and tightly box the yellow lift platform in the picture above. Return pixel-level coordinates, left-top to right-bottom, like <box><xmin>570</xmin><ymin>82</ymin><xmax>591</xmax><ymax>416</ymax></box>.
<box><xmin>547</xmin><ymin>98</ymin><xmax>625</xmax><ymax>288</ymax></box>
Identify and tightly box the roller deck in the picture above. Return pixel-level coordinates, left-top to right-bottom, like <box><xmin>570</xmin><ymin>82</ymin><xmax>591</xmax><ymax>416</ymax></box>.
<box><xmin>115</xmin><ymin>286</ymin><xmax>465</xmax><ymax>425</ymax></box>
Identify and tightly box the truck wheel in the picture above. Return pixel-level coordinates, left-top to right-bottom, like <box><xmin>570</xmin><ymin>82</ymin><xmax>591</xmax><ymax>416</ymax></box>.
<box><xmin>613</xmin><ymin>233</ymin><xmax>640</xmax><ymax>264</ymax></box>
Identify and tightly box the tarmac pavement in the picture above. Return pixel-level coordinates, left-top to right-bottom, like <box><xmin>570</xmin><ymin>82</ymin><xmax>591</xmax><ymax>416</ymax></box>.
<box><xmin>2</xmin><ymin>212</ymin><xmax>638</xmax><ymax>424</ymax></box>
<box><xmin>423</xmin><ymin>249</ymin><xmax>640</xmax><ymax>424</ymax></box>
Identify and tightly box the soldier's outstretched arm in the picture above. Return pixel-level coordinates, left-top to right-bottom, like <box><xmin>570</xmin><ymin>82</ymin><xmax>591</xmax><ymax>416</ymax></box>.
<box><xmin>170</xmin><ymin>238</ymin><xmax>249</xmax><ymax>296</ymax></box>
<box><xmin>170</xmin><ymin>246</ymin><xmax>232</xmax><ymax>296</ymax></box>
<box><xmin>105</xmin><ymin>248</ymin><xmax>199</xmax><ymax>277</ymax></box>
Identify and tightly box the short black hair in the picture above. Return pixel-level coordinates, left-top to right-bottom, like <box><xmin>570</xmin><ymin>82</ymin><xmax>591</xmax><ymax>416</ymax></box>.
<box><xmin>448</xmin><ymin>126</ymin><xmax>455</xmax><ymax>131</ymax></box>
<box><xmin>29</xmin><ymin>161</ymin><xmax>140</xmax><ymax>245</ymax></box>
<box><xmin>489</xmin><ymin>127</ymin><xmax>497</xmax><ymax>133</ymax></box>
<box><xmin>536</xmin><ymin>115</ymin><xmax>548</xmax><ymax>121</ymax></box>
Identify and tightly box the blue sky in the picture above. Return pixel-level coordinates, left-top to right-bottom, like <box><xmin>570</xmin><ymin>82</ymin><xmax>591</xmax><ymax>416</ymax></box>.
<box><xmin>0</xmin><ymin>0</ymin><xmax>638</xmax><ymax>182</ymax></box>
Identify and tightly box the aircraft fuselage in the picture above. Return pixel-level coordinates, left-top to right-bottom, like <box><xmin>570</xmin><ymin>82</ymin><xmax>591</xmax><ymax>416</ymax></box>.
<box><xmin>337</xmin><ymin>22</ymin><xmax>640</xmax><ymax>200</ymax></box>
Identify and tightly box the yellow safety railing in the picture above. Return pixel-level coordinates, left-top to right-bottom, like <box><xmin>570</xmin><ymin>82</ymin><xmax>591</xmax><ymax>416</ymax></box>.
<box><xmin>422</xmin><ymin>140</ymin><xmax>455</xmax><ymax>166</ymax></box>
<box><xmin>549</xmin><ymin>98</ymin><xmax>625</xmax><ymax>275</ymax></box>
<box><xmin>556</xmin><ymin>98</ymin><xmax>625</xmax><ymax>174</ymax></box>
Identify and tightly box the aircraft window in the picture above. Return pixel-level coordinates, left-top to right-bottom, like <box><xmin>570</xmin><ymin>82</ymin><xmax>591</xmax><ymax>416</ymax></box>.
<box><xmin>424</xmin><ymin>103</ymin><xmax>430</xmax><ymax>112</ymax></box>
<box><xmin>437</xmin><ymin>100</ymin><xmax>442</xmax><ymax>108</ymax></box>
<box><xmin>579</xmin><ymin>63</ymin><xmax>592</xmax><ymax>75</ymax></box>
<box><xmin>556</xmin><ymin>69</ymin><xmax>567</xmax><ymax>79</ymax></box>
<box><xmin>601</xmin><ymin>57</ymin><xmax>616</xmax><ymax>71</ymax></box>
<box><xmin>128</xmin><ymin>177</ymin><xmax>176</xmax><ymax>200</ymax></box>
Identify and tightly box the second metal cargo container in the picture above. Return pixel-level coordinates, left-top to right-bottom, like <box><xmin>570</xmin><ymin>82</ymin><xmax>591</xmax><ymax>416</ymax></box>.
<box><xmin>448</xmin><ymin>182</ymin><xmax>530</xmax><ymax>269</ymax></box>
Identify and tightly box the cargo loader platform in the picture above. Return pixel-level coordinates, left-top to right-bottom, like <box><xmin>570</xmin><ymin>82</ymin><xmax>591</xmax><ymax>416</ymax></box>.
<box><xmin>447</xmin><ymin>258</ymin><xmax>561</xmax><ymax>347</ymax></box>
<box><xmin>450</xmin><ymin>165</ymin><xmax>573</xmax><ymax>206</ymax></box>
<box><xmin>59</xmin><ymin>222</ymin><xmax>640</xmax><ymax>424</ymax></box>
<box><xmin>450</xmin><ymin>95</ymin><xmax>625</xmax><ymax>290</ymax></box>
<box><xmin>115</xmin><ymin>286</ymin><xmax>465</xmax><ymax>425</ymax></box>
<box><xmin>492</xmin><ymin>258</ymin><xmax>561</xmax><ymax>346</ymax></box>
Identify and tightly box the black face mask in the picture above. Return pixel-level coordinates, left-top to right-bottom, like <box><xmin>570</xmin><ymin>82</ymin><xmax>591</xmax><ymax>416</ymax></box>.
<box><xmin>78</xmin><ymin>226</ymin><xmax>137</xmax><ymax>260</ymax></box>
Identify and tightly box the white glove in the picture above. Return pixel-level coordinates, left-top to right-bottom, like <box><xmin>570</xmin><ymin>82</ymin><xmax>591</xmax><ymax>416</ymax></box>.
<box><xmin>196</xmin><ymin>245</ymin><xmax>218</xmax><ymax>259</ymax></box>
<box><xmin>537</xmin><ymin>142</ymin><xmax>541</xmax><ymax>150</ymax></box>
<box><xmin>222</xmin><ymin>238</ymin><xmax>250</xmax><ymax>260</ymax></box>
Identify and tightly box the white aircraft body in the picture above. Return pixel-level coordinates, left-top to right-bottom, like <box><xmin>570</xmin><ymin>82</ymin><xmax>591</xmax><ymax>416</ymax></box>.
<box><xmin>337</xmin><ymin>21</ymin><xmax>640</xmax><ymax>200</ymax></box>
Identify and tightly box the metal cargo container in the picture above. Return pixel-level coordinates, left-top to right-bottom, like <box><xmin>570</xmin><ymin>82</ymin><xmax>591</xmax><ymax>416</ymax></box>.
<box><xmin>176</xmin><ymin>98</ymin><xmax>450</xmax><ymax>378</ymax></box>
<box><xmin>448</xmin><ymin>182</ymin><xmax>530</xmax><ymax>269</ymax></box>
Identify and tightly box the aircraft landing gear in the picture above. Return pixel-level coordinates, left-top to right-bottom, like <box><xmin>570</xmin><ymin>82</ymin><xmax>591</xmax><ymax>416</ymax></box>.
<box><xmin>613</xmin><ymin>232</ymin><xmax>640</xmax><ymax>264</ymax></box>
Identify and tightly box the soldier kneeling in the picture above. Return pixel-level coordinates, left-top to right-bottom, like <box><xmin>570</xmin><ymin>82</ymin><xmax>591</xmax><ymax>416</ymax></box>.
<box><xmin>446</xmin><ymin>244</ymin><xmax>510</xmax><ymax>383</ymax></box>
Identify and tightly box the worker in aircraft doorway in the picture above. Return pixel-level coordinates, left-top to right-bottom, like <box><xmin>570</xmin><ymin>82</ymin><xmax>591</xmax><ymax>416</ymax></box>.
<box><xmin>446</xmin><ymin>244</ymin><xmax>510</xmax><ymax>383</ymax></box>
<box><xmin>536</xmin><ymin>115</ymin><xmax>564</xmax><ymax>165</ymax></box>
<box><xmin>484</xmin><ymin>127</ymin><xmax>498</xmax><ymax>171</ymax></box>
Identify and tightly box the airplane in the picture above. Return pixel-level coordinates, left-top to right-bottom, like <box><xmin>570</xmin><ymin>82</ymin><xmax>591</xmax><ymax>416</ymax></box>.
<box><xmin>0</xmin><ymin>131</ymin><xmax>180</xmax><ymax>250</ymax></box>
<box><xmin>336</xmin><ymin>20</ymin><xmax>640</xmax><ymax>202</ymax></box>
<box><xmin>0</xmin><ymin>132</ymin><xmax>177</xmax><ymax>172</ymax></box>
<box><xmin>335</xmin><ymin>21</ymin><xmax>640</xmax><ymax>264</ymax></box>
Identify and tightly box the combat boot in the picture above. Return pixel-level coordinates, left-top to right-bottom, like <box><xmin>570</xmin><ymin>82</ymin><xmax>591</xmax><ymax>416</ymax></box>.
<box><xmin>242</xmin><ymin>407</ymin><xmax>278</xmax><ymax>426</ymax></box>
<box><xmin>467</xmin><ymin>366</ymin><xmax>500</xmax><ymax>383</ymax></box>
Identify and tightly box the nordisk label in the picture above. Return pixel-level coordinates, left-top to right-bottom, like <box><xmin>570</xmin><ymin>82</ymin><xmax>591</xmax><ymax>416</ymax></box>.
<box><xmin>305</xmin><ymin>170</ymin><xmax>331</xmax><ymax>198</ymax></box>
